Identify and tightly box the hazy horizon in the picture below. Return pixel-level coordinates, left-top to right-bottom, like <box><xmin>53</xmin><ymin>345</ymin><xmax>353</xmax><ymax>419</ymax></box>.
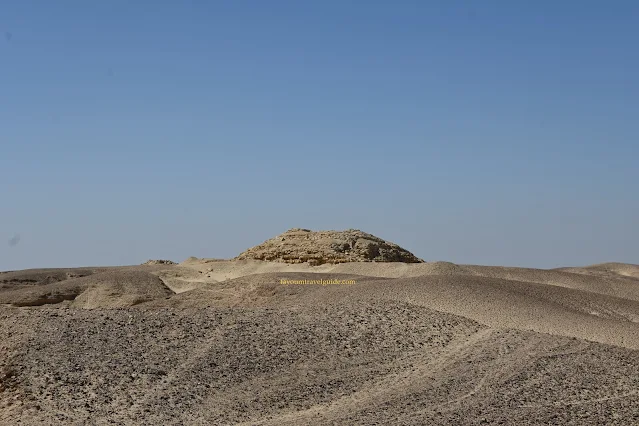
<box><xmin>2</xmin><ymin>2</ymin><xmax>638</xmax><ymax>271</ymax></box>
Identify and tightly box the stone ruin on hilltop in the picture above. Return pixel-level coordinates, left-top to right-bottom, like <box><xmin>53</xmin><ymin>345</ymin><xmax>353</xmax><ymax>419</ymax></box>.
<box><xmin>142</xmin><ymin>259</ymin><xmax>176</xmax><ymax>265</ymax></box>
<box><xmin>234</xmin><ymin>228</ymin><xmax>424</xmax><ymax>265</ymax></box>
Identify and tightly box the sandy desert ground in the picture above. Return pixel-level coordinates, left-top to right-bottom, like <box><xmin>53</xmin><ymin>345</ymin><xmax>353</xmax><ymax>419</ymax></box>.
<box><xmin>2</xmin><ymin>251</ymin><xmax>639</xmax><ymax>425</ymax></box>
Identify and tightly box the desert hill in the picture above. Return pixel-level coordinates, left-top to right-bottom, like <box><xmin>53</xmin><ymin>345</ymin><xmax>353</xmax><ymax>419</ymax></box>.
<box><xmin>141</xmin><ymin>259</ymin><xmax>176</xmax><ymax>266</ymax></box>
<box><xmin>1</xmin><ymin>232</ymin><xmax>639</xmax><ymax>425</ymax></box>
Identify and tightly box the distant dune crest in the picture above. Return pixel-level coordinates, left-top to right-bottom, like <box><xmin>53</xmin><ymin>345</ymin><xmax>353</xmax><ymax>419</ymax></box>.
<box><xmin>234</xmin><ymin>228</ymin><xmax>424</xmax><ymax>265</ymax></box>
<box><xmin>557</xmin><ymin>262</ymin><xmax>639</xmax><ymax>279</ymax></box>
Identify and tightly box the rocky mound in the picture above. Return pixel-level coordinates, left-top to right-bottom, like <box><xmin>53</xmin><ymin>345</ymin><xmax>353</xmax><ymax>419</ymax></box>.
<box><xmin>142</xmin><ymin>259</ymin><xmax>176</xmax><ymax>265</ymax></box>
<box><xmin>235</xmin><ymin>228</ymin><xmax>424</xmax><ymax>265</ymax></box>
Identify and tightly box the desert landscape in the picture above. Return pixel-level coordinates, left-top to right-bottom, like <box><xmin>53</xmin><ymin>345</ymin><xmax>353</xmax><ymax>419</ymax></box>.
<box><xmin>1</xmin><ymin>228</ymin><xmax>639</xmax><ymax>425</ymax></box>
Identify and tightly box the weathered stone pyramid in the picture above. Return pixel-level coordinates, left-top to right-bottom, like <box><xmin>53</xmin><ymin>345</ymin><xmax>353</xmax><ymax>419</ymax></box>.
<box><xmin>235</xmin><ymin>228</ymin><xmax>424</xmax><ymax>265</ymax></box>
<box><xmin>141</xmin><ymin>259</ymin><xmax>176</xmax><ymax>265</ymax></box>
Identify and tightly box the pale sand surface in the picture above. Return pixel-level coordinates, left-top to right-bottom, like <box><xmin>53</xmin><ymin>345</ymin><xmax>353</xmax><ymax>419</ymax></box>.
<box><xmin>2</xmin><ymin>259</ymin><xmax>639</xmax><ymax>425</ymax></box>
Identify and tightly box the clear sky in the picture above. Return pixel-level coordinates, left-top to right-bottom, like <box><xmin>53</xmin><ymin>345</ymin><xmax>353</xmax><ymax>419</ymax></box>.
<box><xmin>1</xmin><ymin>1</ymin><xmax>638</xmax><ymax>270</ymax></box>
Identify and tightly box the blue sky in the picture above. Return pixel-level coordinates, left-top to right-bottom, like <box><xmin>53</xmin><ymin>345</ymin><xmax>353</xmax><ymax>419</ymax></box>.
<box><xmin>1</xmin><ymin>1</ymin><xmax>638</xmax><ymax>270</ymax></box>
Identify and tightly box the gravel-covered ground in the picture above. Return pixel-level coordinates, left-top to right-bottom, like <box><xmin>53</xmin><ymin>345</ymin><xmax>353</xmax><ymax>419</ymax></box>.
<box><xmin>2</xmin><ymin>262</ymin><xmax>639</xmax><ymax>425</ymax></box>
<box><xmin>2</xmin><ymin>302</ymin><xmax>639</xmax><ymax>425</ymax></box>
